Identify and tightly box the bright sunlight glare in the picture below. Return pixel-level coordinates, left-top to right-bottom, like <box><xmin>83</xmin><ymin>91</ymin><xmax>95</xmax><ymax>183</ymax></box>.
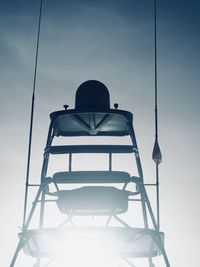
<box><xmin>42</xmin><ymin>229</ymin><xmax>120</xmax><ymax>267</ymax></box>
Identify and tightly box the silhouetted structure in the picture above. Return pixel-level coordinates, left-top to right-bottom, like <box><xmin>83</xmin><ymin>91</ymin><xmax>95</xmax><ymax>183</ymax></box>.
<box><xmin>10</xmin><ymin>80</ymin><xmax>170</xmax><ymax>267</ymax></box>
<box><xmin>75</xmin><ymin>80</ymin><xmax>110</xmax><ymax>110</ymax></box>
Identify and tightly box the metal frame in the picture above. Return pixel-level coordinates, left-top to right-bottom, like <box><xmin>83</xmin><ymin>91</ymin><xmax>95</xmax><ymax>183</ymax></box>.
<box><xmin>10</xmin><ymin>109</ymin><xmax>170</xmax><ymax>267</ymax></box>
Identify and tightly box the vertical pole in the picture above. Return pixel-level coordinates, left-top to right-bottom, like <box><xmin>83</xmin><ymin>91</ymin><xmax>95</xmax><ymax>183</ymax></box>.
<box><xmin>154</xmin><ymin>0</ymin><xmax>159</xmax><ymax>231</ymax></box>
<box><xmin>69</xmin><ymin>153</ymin><xmax>72</xmax><ymax>172</ymax></box>
<box><xmin>129</xmin><ymin>123</ymin><xmax>149</xmax><ymax>228</ymax></box>
<box><xmin>109</xmin><ymin>153</ymin><xmax>112</xmax><ymax>171</ymax></box>
<box><xmin>156</xmin><ymin>163</ymin><xmax>160</xmax><ymax>229</ymax></box>
<box><xmin>152</xmin><ymin>0</ymin><xmax>162</xmax><ymax>231</ymax></box>
<box><xmin>39</xmin><ymin>128</ymin><xmax>54</xmax><ymax>229</ymax></box>
<box><xmin>22</xmin><ymin>0</ymin><xmax>43</xmax><ymax>229</ymax></box>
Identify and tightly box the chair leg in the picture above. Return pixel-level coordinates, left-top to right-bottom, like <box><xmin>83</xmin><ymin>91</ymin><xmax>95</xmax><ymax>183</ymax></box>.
<box><xmin>149</xmin><ymin>258</ymin><xmax>156</xmax><ymax>267</ymax></box>
<box><xmin>10</xmin><ymin>186</ymin><xmax>43</xmax><ymax>267</ymax></box>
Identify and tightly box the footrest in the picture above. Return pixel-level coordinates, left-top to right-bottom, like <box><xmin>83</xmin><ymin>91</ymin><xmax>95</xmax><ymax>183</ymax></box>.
<box><xmin>20</xmin><ymin>227</ymin><xmax>164</xmax><ymax>258</ymax></box>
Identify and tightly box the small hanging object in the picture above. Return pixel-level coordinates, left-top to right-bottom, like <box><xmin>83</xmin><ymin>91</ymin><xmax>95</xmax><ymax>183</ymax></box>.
<box><xmin>152</xmin><ymin>139</ymin><xmax>162</xmax><ymax>165</ymax></box>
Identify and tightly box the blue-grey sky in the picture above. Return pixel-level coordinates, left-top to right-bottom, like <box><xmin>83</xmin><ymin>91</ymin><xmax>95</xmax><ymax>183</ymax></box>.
<box><xmin>0</xmin><ymin>0</ymin><xmax>199</xmax><ymax>266</ymax></box>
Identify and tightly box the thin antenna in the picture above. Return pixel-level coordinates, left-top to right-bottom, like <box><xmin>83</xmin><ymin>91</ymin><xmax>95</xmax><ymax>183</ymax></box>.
<box><xmin>152</xmin><ymin>0</ymin><xmax>162</xmax><ymax>231</ymax></box>
<box><xmin>22</xmin><ymin>0</ymin><xmax>43</xmax><ymax>229</ymax></box>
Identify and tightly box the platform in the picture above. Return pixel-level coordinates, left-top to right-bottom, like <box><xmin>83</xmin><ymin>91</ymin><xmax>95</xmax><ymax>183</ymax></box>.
<box><xmin>20</xmin><ymin>227</ymin><xmax>164</xmax><ymax>259</ymax></box>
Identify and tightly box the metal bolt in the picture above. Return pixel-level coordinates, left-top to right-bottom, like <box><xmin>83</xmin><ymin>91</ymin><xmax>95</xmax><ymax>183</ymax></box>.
<box><xmin>114</xmin><ymin>103</ymin><xmax>119</xmax><ymax>109</ymax></box>
<box><xmin>63</xmin><ymin>104</ymin><xmax>69</xmax><ymax>110</ymax></box>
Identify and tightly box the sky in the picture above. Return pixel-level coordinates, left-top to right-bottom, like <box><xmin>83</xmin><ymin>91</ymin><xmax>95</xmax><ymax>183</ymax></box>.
<box><xmin>0</xmin><ymin>0</ymin><xmax>199</xmax><ymax>266</ymax></box>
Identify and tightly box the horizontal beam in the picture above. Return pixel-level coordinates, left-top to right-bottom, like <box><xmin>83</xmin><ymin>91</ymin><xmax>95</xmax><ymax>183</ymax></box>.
<box><xmin>53</xmin><ymin>171</ymin><xmax>131</xmax><ymax>184</ymax></box>
<box><xmin>45</xmin><ymin>145</ymin><xmax>135</xmax><ymax>154</ymax></box>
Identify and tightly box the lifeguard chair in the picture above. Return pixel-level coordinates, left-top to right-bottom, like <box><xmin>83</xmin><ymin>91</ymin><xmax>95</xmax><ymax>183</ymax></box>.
<box><xmin>10</xmin><ymin>80</ymin><xmax>170</xmax><ymax>267</ymax></box>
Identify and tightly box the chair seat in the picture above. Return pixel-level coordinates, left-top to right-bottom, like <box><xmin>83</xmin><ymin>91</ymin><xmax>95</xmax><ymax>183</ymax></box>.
<box><xmin>50</xmin><ymin>110</ymin><xmax>133</xmax><ymax>137</ymax></box>
<box><xmin>52</xmin><ymin>171</ymin><xmax>131</xmax><ymax>184</ymax></box>
<box><xmin>55</xmin><ymin>186</ymin><xmax>130</xmax><ymax>215</ymax></box>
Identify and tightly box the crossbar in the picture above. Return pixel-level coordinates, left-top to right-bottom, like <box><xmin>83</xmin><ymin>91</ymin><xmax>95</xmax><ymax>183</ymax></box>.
<box><xmin>45</xmin><ymin>145</ymin><xmax>134</xmax><ymax>154</ymax></box>
<box><xmin>52</xmin><ymin>171</ymin><xmax>131</xmax><ymax>184</ymax></box>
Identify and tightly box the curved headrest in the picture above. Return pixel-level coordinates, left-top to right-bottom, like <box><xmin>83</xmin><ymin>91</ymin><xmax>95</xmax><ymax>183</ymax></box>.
<box><xmin>75</xmin><ymin>80</ymin><xmax>110</xmax><ymax>111</ymax></box>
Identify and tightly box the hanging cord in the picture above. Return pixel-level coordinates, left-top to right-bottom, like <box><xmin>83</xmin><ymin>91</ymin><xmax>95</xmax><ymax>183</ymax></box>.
<box><xmin>22</xmin><ymin>0</ymin><xmax>43</xmax><ymax>229</ymax></box>
<box><xmin>152</xmin><ymin>0</ymin><xmax>162</xmax><ymax>231</ymax></box>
